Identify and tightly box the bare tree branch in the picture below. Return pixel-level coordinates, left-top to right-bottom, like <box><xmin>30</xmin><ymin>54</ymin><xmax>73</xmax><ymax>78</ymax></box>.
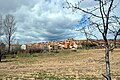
<box><xmin>65</xmin><ymin>0</ymin><xmax>120</xmax><ymax>80</ymax></box>
<box><xmin>3</xmin><ymin>14</ymin><xmax>16</xmax><ymax>54</ymax></box>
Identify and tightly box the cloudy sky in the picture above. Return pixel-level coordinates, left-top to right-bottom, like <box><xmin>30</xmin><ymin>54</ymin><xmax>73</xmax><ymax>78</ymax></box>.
<box><xmin>0</xmin><ymin>0</ymin><xmax>119</xmax><ymax>43</ymax></box>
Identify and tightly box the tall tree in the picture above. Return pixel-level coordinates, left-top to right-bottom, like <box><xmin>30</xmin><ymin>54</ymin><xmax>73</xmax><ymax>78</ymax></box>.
<box><xmin>0</xmin><ymin>14</ymin><xmax>3</xmax><ymax>38</ymax></box>
<box><xmin>0</xmin><ymin>14</ymin><xmax>6</xmax><ymax>62</ymax></box>
<box><xmin>65</xmin><ymin>0</ymin><xmax>120</xmax><ymax>80</ymax></box>
<box><xmin>3</xmin><ymin>14</ymin><xmax>16</xmax><ymax>54</ymax></box>
<box><xmin>0</xmin><ymin>14</ymin><xmax>3</xmax><ymax>62</ymax></box>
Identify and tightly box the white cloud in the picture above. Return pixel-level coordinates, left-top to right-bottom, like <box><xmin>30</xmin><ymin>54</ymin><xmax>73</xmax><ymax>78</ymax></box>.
<box><xmin>9</xmin><ymin>0</ymin><xmax>83</xmax><ymax>43</ymax></box>
<box><xmin>0</xmin><ymin>0</ymin><xmax>119</xmax><ymax>43</ymax></box>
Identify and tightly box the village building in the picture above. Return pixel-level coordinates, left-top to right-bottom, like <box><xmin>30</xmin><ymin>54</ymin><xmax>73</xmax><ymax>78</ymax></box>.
<box><xmin>3</xmin><ymin>39</ymin><xmax>119</xmax><ymax>54</ymax></box>
<box><xmin>21</xmin><ymin>44</ymin><xmax>27</xmax><ymax>50</ymax></box>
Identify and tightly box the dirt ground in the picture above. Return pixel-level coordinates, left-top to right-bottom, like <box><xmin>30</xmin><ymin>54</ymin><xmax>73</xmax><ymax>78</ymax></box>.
<box><xmin>0</xmin><ymin>49</ymin><xmax>120</xmax><ymax>79</ymax></box>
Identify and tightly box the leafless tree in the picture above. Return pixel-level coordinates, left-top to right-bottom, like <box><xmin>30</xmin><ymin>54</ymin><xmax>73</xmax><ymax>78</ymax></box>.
<box><xmin>0</xmin><ymin>14</ymin><xmax>6</xmax><ymax>62</ymax></box>
<box><xmin>65</xmin><ymin>0</ymin><xmax>120</xmax><ymax>80</ymax></box>
<box><xmin>3</xmin><ymin>14</ymin><xmax>16</xmax><ymax>54</ymax></box>
<box><xmin>0</xmin><ymin>14</ymin><xmax>3</xmax><ymax>39</ymax></box>
<box><xmin>0</xmin><ymin>14</ymin><xmax>3</xmax><ymax>62</ymax></box>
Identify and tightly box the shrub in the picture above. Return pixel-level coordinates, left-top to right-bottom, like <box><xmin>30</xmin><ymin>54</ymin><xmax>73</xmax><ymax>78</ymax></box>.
<box><xmin>81</xmin><ymin>42</ymin><xmax>97</xmax><ymax>49</ymax></box>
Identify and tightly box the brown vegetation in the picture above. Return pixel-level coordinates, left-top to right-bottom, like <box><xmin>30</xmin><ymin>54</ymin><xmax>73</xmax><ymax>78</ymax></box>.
<box><xmin>0</xmin><ymin>49</ymin><xmax>120</xmax><ymax>79</ymax></box>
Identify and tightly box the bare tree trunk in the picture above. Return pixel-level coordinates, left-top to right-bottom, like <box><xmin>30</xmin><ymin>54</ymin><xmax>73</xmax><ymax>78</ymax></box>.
<box><xmin>0</xmin><ymin>50</ymin><xmax>1</xmax><ymax>62</ymax></box>
<box><xmin>105</xmin><ymin>47</ymin><xmax>111</xmax><ymax>80</ymax></box>
<box><xmin>8</xmin><ymin>39</ymin><xmax>11</xmax><ymax>54</ymax></box>
<box><xmin>3</xmin><ymin>14</ymin><xmax>16</xmax><ymax>54</ymax></box>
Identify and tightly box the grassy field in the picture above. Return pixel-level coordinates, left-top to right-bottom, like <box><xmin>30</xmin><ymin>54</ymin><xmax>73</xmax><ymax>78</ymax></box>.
<box><xmin>0</xmin><ymin>49</ymin><xmax>120</xmax><ymax>80</ymax></box>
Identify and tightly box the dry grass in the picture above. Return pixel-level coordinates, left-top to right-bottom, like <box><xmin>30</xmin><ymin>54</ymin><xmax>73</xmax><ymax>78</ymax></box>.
<box><xmin>0</xmin><ymin>49</ymin><xmax>120</xmax><ymax>79</ymax></box>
